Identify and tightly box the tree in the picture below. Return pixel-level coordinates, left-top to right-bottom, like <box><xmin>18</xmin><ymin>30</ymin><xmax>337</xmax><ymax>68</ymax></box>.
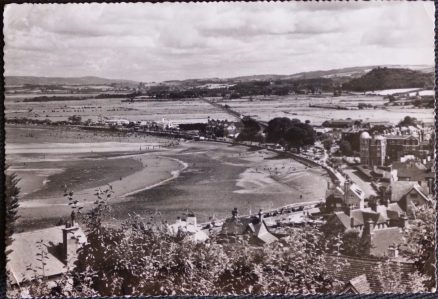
<box><xmin>369</xmin><ymin>125</ymin><xmax>388</xmax><ymax>135</ymax></box>
<box><xmin>22</xmin><ymin>185</ymin><xmax>352</xmax><ymax>296</ymax></box>
<box><xmin>339</xmin><ymin>140</ymin><xmax>353</xmax><ymax>156</ymax></box>
<box><xmin>59</xmin><ymin>187</ymin><xmax>344</xmax><ymax>296</ymax></box>
<box><xmin>5</xmin><ymin>169</ymin><xmax>20</xmax><ymax>261</ymax></box>
<box><xmin>68</xmin><ymin>115</ymin><xmax>82</xmax><ymax>125</ymax></box>
<box><xmin>398</xmin><ymin>116</ymin><xmax>418</xmax><ymax>127</ymax></box>
<box><xmin>73</xmin><ymin>217</ymin><xmax>344</xmax><ymax>295</ymax></box>
<box><xmin>236</xmin><ymin>117</ymin><xmax>261</xmax><ymax>142</ymax></box>
<box><xmin>284</xmin><ymin>126</ymin><xmax>307</xmax><ymax>150</ymax></box>
<box><xmin>321</xmin><ymin>135</ymin><xmax>334</xmax><ymax>151</ymax></box>
<box><xmin>376</xmin><ymin>260</ymin><xmax>428</xmax><ymax>293</ymax></box>
<box><xmin>400</xmin><ymin>206</ymin><xmax>436</xmax><ymax>290</ymax></box>
<box><xmin>266</xmin><ymin>117</ymin><xmax>315</xmax><ymax>152</ymax></box>
<box><xmin>341</xmin><ymin>230</ymin><xmax>364</xmax><ymax>257</ymax></box>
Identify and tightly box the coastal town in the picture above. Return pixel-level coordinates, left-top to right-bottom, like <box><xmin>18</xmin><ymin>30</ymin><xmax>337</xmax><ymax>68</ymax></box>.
<box><xmin>4</xmin><ymin>1</ymin><xmax>435</xmax><ymax>297</ymax></box>
<box><xmin>6</xmin><ymin>79</ymin><xmax>436</xmax><ymax>295</ymax></box>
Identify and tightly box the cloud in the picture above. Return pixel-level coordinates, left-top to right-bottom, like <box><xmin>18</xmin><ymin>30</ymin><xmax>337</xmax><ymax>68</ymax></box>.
<box><xmin>3</xmin><ymin>2</ymin><xmax>435</xmax><ymax>82</ymax></box>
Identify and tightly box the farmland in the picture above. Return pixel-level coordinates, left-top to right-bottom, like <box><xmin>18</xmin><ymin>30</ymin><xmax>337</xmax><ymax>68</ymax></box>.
<box><xmin>214</xmin><ymin>94</ymin><xmax>434</xmax><ymax>125</ymax></box>
<box><xmin>6</xmin><ymin>92</ymin><xmax>434</xmax><ymax>126</ymax></box>
<box><xmin>5</xmin><ymin>94</ymin><xmax>233</xmax><ymax>124</ymax></box>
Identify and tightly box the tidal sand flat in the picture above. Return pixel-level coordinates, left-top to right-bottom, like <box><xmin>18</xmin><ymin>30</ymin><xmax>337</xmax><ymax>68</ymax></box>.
<box><xmin>6</xmin><ymin>124</ymin><xmax>169</xmax><ymax>144</ymax></box>
<box><xmin>6</xmin><ymin>125</ymin><xmax>185</xmax><ymax>231</ymax></box>
<box><xmin>116</xmin><ymin>142</ymin><xmax>329</xmax><ymax>224</ymax></box>
<box><xmin>7</xmin><ymin>125</ymin><xmax>329</xmax><ymax>231</ymax></box>
<box><xmin>12</xmin><ymin>152</ymin><xmax>185</xmax><ymax>231</ymax></box>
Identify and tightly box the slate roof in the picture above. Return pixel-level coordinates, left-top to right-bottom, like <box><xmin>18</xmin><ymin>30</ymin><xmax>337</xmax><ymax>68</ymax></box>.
<box><xmin>221</xmin><ymin>217</ymin><xmax>254</xmax><ymax>235</ymax></box>
<box><xmin>385</xmin><ymin>135</ymin><xmax>418</xmax><ymax>140</ymax></box>
<box><xmin>390</xmin><ymin>181</ymin><xmax>429</xmax><ymax>203</ymax></box>
<box><xmin>333</xmin><ymin>202</ymin><xmax>410</xmax><ymax>232</ymax></box>
<box><xmin>326</xmin><ymin>183</ymin><xmax>365</xmax><ymax>201</ymax></box>
<box><xmin>393</xmin><ymin>161</ymin><xmax>434</xmax><ymax>181</ymax></box>
<box><xmin>252</xmin><ymin>222</ymin><xmax>278</xmax><ymax>245</ymax></box>
<box><xmin>221</xmin><ymin>216</ymin><xmax>278</xmax><ymax>245</ymax></box>
<box><xmin>325</xmin><ymin>255</ymin><xmax>416</xmax><ymax>293</ymax></box>
<box><xmin>7</xmin><ymin>225</ymin><xmax>86</xmax><ymax>285</ymax></box>
<box><xmin>333</xmin><ymin>212</ymin><xmax>351</xmax><ymax>229</ymax></box>
<box><xmin>386</xmin><ymin>204</ymin><xmax>403</xmax><ymax>220</ymax></box>
<box><xmin>342</xmin><ymin>274</ymin><xmax>372</xmax><ymax>294</ymax></box>
<box><xmin>387</xmin><ymin>202</ymin><xmax>404</xmax><ymax>214</ymax></box>
<box><xmin>349</xmin><ymin>183</ymin><xmax>366</xmax><ymax>201</ymax></box>
<box><xmin>370</xmin><ymin>227</ymin><xmax>403</xmax><ymax>256</ymax></box>
<box><xmin>346</xmin><ymin>209</ymin><xmax>387</xmax><ymax>228</ymax></box>
<box><xmin>412</xmin><ymin>184</ymin><xmax>432</xmax><ymax>202</ymax></box>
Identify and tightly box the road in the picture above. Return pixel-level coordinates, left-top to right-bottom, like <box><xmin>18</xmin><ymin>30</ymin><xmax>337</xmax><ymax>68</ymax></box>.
<box><xmin>343</xmin><ymin>168</ymin><xmax>377</xmax><ymax>197</ymax></box>
<box><xmin>200</xmin><ymin>97</ymin><xmax>268</xmax><ymax>128</ymax></box>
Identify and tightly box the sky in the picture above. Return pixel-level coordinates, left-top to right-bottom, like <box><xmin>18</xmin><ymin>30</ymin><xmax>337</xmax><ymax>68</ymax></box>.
<box><xmin>3</xmin><ymin>2</ymin><xmax>435</xmax><ymax>82</ymax></box>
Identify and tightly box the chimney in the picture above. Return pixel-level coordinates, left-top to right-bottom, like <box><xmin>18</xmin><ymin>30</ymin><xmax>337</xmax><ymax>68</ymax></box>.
<box><xmin>343</xmin><ymin>180</ymin><xmax>351</xmax><ymax>206</ymax></box>
<box><xmin>350</xmin><ymin>217</ymin><xmax>354</xmax><ymax>228</ymax></box>
<box><xmin>361</xmin><ymin>218</ymin><xmax>375</xmax><ymax>256</ymax></box>
<box><xmin>428</xmin><ymin>178</ymin><xmax>433</xmax><ymax>195</ymax></box>
<box><xmin>387</xmin><ymin>245</ymin><xmax>399</xmax><ymax>259</ymax></box>
<box><xmin>344</xmin><ymin>205</ymin><xmax>351</xmax><ymax>216</ymax></box>
<box><xmin>418</xmin><ymin>180</ymin><xmax>429</xmax><ymax>191</ymax></box>
<box><xmin>232</xmin><ymin>208</ymin><xmax>238</xmax><ymax>219</ymax></box>
<box><xmin>369</xmin><ymin>197</ymin><xmax>377</xmax><ymax>212</ymax></box>
<box><xmin>400</xmin><ymin>213</ymin><xmax>409</xmax><ymax>229</ymax></box>
<box><xmin>258</xmin><ymin>209</ymin><xmax>263</xmax><ymax>222</ymax></box>
<box><xmin>62</xmin><ymin>224</ymin><xmax>80</xmax><ymax>268</ymax></box>
<box><xmin>364</xmin><ymin>218</ymin><xmax>374</xmax><ymax>234</ymax></box>
<box><xmin>187</xmin><ymin>213</ymin><xmax>197</xmax><ymax>227</ymax></box>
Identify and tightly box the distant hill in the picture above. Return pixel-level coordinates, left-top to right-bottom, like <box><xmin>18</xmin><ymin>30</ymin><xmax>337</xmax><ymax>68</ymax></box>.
<box><xmin>342</xmin><ymin>67</ymin><xmax>434</xmax><ymax>92</ymax></box>
<box><xmin>5</xmin><ymin>64</ymin><xmax>433</xmax><ymax>88</ymax></box>
<box><xmin>5</xmin><ymin>76</ymin><xmax>139</xmax><ymax>86</ymax></box>
<box><xmin>230</xmin><ymin>66</ymin><xmax>377</xmax><ymax>82</ymax></box>
<box><xmin>161</xmin><ymin>65</ymin><xmax>433</xmax><ymax>86</ymax></box>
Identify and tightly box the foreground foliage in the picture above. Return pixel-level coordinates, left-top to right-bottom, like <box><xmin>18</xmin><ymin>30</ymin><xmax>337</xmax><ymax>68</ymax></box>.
<box><xmin>59</xmin><ymin>187</ymin><xmax>343</xmax><ymax>296</ymax></box>
<box><xmin>5</xmin><ymin>169</ymin><xmax>20</xmax><ymax>261</ymax></box>
<box><xmin>11</xmin><ymin>187</ymin><xmax>435</xmax><ymax>296</ymax></box>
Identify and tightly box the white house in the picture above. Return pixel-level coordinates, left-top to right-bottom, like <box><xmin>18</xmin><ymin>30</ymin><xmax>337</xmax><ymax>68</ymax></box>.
<box><xmin>167</xmin><ymin>214</ymin><xmax>208</xmax><ymax>242</ymax></box>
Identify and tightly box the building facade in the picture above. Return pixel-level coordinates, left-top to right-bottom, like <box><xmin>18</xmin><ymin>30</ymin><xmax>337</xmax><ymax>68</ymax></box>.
<box><xmin>360</xmin><ymin>132</ymin><xmax>386</xmax><ymax>167</ymax></box>
<box><xmin>360</xmin><ymin>131</ymin><xmax>423</xmax><ymax>166</ymax></box>
<box><xmin>385</xmin><ymin>135</ymin><xmax>420</xmax><ymax>163</ymax></box>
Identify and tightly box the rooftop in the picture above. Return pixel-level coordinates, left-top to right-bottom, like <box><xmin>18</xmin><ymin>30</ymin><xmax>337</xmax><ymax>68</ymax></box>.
<box><xmin>392</xmin><ymin>161</ymin><xmax>434</xmax><ymax>181</ymax></box>
<box><xmin>369</xmin><ymin>227</ymin><xmax>403</xmax><ymax>256</ymax></box>
<box><xmin>7</xmin><ymin>225</ymin><xmax>86</xmax><ymax>285</ymax></box>
<box><xmin>385</xmin><ymin>135</ymin><xmax>418</xmax><ymax>140</ymax></box>
<box><xmin>326</xmin><ymin>255</ymin><xmax>415</xmax><ymax>293</ymax></box>
<box><xmin>390</xmin><ymin>181</ymin><xmax>430</xmax><ymax>203</ymax></box>
<box><xmin>342</xmin><ymin>274</ymin><xmax>372</xmax><ymax>294</ymax></box>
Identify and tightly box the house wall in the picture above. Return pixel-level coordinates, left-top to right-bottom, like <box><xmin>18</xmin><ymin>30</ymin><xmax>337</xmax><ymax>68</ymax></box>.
<box><xmin>386</xmin><ymin>138</ymin><xmax>419</xmax><ymax>163</ymax></box>
<box><xmin>360</xmin><ymin>138</ymin><xmax>370</xmax><ymax>165</ymax></box>
<box><xmin>369</xmin><ymin>139</ymin><xmax>386</xmax><ymax>167</ymax></box>
<box><xmin>405</xmin><ymin>189</ymin><xmax>428</xmax><ymax>207</ymax></box>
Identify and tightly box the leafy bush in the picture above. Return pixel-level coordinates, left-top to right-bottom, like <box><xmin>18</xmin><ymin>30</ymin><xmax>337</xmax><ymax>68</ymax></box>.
<box><xmin>57</xmin><ymin>188</ymin><xmax>344</xmax><ymax>296</ymax></box>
